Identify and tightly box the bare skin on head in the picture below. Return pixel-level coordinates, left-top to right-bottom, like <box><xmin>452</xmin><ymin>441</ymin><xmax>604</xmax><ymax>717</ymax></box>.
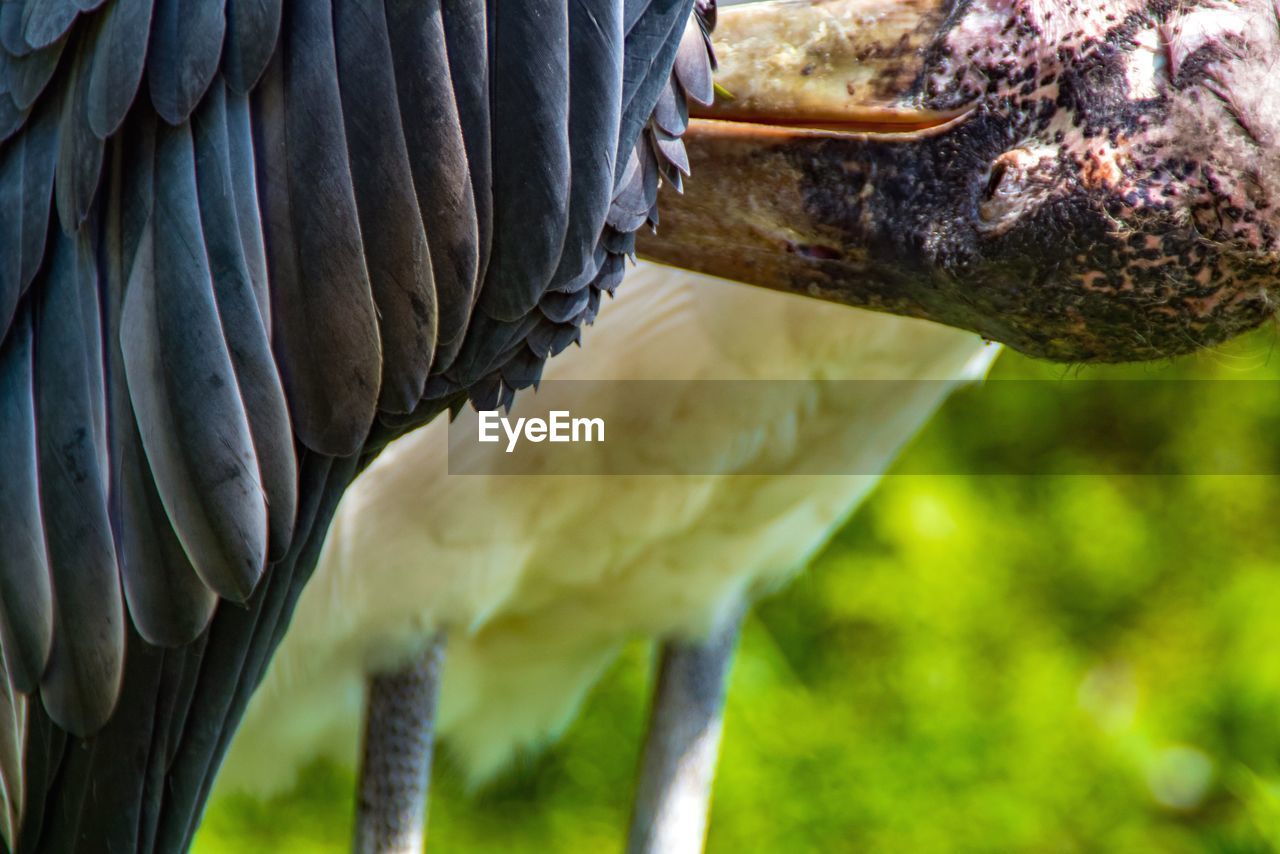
<box><xmin>641</xmin><ymin>0</ymin><xmax>1280</xmax><ymax>362</ymax></box>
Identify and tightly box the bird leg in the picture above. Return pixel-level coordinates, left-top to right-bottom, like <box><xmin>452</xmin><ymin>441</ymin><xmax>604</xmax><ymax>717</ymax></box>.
<box><xmin>353</xmin><ymin>632</ymin><xmax>447</xmax><ymax>854</ymax></box>
<box><xmin>627</xmin><ymin>600</ymin><xmax>746</xmax><ymax>854</ymax></box>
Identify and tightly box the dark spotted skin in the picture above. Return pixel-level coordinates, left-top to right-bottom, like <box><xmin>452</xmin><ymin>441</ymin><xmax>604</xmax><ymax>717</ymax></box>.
<box><xmin>909</xmin><ymin>0</ymin><xmax>1280</xmax><ymax>360</ymax></box>
<box><xmin>643</xmin><ymin>0</ymin><xmax>1280</xmax><ymax>362</ymax></box>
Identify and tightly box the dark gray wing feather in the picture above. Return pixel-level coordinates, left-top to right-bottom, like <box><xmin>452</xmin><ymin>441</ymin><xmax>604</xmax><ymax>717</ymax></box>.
<box><xmin>0</xmin><ymin>55</ymin><xmax>32</xmax><ymax>141</ymax></box>
<box><xmin>54</xmin><ymin>32</ymin><xmax>103</xmax><ymax>230</ymax></box>
<box><xmin>57</xmin><ymin>629</ymin><xmax>164</xmax><ymax>854</ymax></box>
<box><xmin>446</xmin><ymin>307</ymin><xmax>542</xmax><ymax>407</ymax></box>
<box><xmin>334</xmin><ymin>0</ymin><xmax>437</xmax><ymax>413</ymax></box>
<box><xmin>0</xmin><ymin>308</ymin><xmax>51</xmax><ymax>693</ymax></box>
<box><xmin>19</xmin><ymin>0</ymin><xmax>77</xmax><ymax>50</ymax></box>
<box><xmin>0</xmin><ymin>2</ymin><xmax>28</xmax><ymax>56</ymax></box>
<box><xmin>84</xmin><ymin>0</ymin><xmax>151</xmax><ymax>138</ymax></box>
<box><xmin>478</xmin><ymin>0</ymin><xmax>570</xmax><ymax>323</ymax></box>
<box><xmin>608</xmin><ymin>144</ymin><xmax>656</xmax><ymax>232</ymax></box>
<box><xmin>440</xmin><ymin>0</ymin><xmax>491</xmax><ymax>323</ymax></box>
<box><xmin>7</xmin><ymin>35</ymin><xmax>63</xmax><ymax>110</ymax></box>
<box><xmin>539</xmin><ymin>285</ymin><xmax>592</xmax><ymax>324</ymax></box>
<box><xmin>672</xmin><ymin>13</ymin><xmax>713</xmax><ymax>106</ymax></box>
<box><xmin>112</xmin><ymin>404</ymin><xmax>220</xmax><ymax>647</ymax></box>
<box><xmin>103</xmin><ymin>118</ymin><xmax>214</xmax><ymax>649</ymax></box>
<box><xmin>14</xmin><ymin>708</ymin><xmax>64</xmax><ymax>852</ymax></box>
<box><xmin>34</xmin><ymin>228</ymin><xmax>124</xmax><ymax>737</ymax></box>
<box><xmin>192</xmin><ymin>81</ymin><xmax>297</xmax><ymax>561</ymax></box>
<box><xmin>548</xmin><ymin>0</ymin><xmax>624</xmax><ymax>291</ymax></box>
<box><xmin>0</xmin><ymin>648</ymin><xmax>23</xmax><ymax>848</ymax></box>
<box><xmin>256</xmin><ymin>2</ymin><xmax>381</xmax><ymax>457</ymax></box>
<box><xmin>148</xmin><ymin>0</ymin><xmax>226</xmax><ymax>125</ymax></box>
<box><xmin>617</xmin><ymin>0</ymin><xmax>687</xmax><ymax>176</ymax></box>
<box><xmin>223</xmin><ymin>88</ymin><xmax>269</xmax><ymax>323</ymax></box>
<box><xmin>651</xmin><ymin>74</ymin><xmax>688</xmax><ymax>136</ymax></box>
<box><xmin>222</xmin><ymin>0</ymin><xmax>280</xmax><ymax>94</ymax></box>
<box><xmin>386</xmin><ymin>0</ymin><xmax>478</xmax><ymax>375</ymax></box>
<box><xmin>652</xmin><ymin>126</ymin><xmax>689</xmax><ymax>176</ymax></box>
<box><xmin>121</xmin><ymin>121</ymin><xmax>267</xmax><ymax>602</ymax></box>
<box><xmin>0</xmin><ymin>93</ymin><xmax>55</xmax><ymax>338</ymax></box>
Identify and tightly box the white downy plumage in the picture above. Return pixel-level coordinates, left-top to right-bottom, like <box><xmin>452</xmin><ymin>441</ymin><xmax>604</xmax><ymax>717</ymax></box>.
<box><xmin>216</xmin><ymin>261</ymin><xmax>999</xmax><ymax>795</ymax></box>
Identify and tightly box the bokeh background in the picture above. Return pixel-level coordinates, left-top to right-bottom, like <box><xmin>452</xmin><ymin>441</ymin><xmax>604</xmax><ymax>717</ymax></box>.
<box><xmin>195</xmin><ymin>326</ymin><xmax>1280</xmax><ymax>853</ymax></box>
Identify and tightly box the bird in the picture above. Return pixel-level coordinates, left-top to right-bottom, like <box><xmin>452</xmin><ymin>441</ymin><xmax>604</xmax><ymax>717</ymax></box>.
<box><xmin>212</xmin><ymin>258</ymin><xmax>999</xmax><ymax>850</ymax></box>
<box><xmin>1</xmin><ymin>0</ymin><xmax>1278</xmax><ymax>851</ymax></box>
<box><xmin>228</xmin><ymin>2</ymin><xmax>1280</xmax><ymax>845</ymax></box>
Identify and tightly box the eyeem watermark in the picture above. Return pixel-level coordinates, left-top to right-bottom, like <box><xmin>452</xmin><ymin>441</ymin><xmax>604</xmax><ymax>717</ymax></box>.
<box><xmin>477</xmin><ymin>410</ymin><xmax>605</xmax><ymax>453</ymax></box>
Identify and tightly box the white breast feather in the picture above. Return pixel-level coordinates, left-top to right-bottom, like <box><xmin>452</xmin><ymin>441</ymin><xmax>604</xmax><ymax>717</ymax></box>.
<box><xmin>215</xmin><ymin>262</ymin><xmax>999</xmax><ymax>794</ymax></box>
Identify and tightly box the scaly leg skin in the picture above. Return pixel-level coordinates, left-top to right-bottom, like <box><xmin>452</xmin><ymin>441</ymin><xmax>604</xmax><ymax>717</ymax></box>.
<box><xmin>353</xmin><ymin>633</ymin><xmax>447</xmax><ymax>854</ymax></box>
<box><xmin>627</xmin><ymin>601</ymin><xmax>746</xmax><ymax>854</ymax></box>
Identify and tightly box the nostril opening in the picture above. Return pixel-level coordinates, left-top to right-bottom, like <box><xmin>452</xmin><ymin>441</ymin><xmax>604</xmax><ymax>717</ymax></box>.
<box><xmin>977</xmin><ymin>146</ymin><xmax>1053</xmax><ymax>233</ymax></box>
<box><xmin>784</xmin><ymin>241</ymin><xmax>840</xmax><ymax>260</ymax></box>
<box><xmin>982</xmin><ymin>160</ymin><xmax>1009</xmax><ymax>202</ymax></box>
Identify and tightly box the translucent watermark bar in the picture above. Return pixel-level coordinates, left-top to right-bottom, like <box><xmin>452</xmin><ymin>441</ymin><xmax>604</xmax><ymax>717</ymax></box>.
<box><xmin>444</xmin><ymin>380</ymin><xmax>1280</xmax><ymax>475</ymax></box>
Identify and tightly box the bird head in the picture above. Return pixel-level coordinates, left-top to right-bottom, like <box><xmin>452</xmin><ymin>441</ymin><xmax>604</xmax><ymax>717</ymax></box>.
<box><xmin>640</xmin><ymin>0</ymin><xmax>1280</xmax><ymax>362</ymax></box>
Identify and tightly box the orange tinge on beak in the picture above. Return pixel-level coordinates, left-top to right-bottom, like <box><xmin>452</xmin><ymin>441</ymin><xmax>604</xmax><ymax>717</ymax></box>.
<box><xmin>692</xmin><ymin>0</ymin><xmax>965</xmax><ymax>137</ymax></box>
<box><xmin>639</xmin><ymin>0</ymin><xmax>965</xmax><ymax>312</ymax></box>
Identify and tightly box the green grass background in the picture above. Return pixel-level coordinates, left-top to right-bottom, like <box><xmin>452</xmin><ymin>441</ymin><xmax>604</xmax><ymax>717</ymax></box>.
<box><xmin>196</xmin><ymin>327</ymin><xmax>1280</xmax><ymax>853</ymax></box>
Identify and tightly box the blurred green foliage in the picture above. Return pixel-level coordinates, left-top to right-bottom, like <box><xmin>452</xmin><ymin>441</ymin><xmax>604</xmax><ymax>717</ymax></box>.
<box><xmin>196</xmin><ymin>328</ymin><xmax>1280</xmax><ymax>853</ymax></box>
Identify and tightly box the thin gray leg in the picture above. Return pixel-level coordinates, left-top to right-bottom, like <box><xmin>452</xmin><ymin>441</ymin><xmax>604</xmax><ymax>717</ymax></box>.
<box><xmin>353</xmin><ymin>632</ymin><xmax>447</xmax><ymax>854</ymax></box>
<box><xmin>627</xmin><ymin>603</ymin><xmax>746</xmax><ymax>854</ymax></box>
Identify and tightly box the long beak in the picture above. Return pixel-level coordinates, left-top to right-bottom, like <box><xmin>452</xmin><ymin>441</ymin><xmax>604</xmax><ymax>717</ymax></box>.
<box><xmin>699</xmin><ymin>0</ymin><xmax>961</xmax><ymax>133</ymax></box>
<box><xmin>638</xmin><ymin>0</ymin><xmax>988</xmax><ymax>331</ymax></box>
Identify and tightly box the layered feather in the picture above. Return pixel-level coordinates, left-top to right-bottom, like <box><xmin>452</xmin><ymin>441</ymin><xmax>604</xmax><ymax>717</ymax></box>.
<box><xmin>548</xmin><ymin>0</ymin><xmax>625</xmax><ymax>293</ymax></box>
<box><xmin>256</xmin><ymin>1</ymin><xmax>381</xmax><ymax>457</ymax></box>
<box><xmin>121</xmin><ymin>121</ymin><xmax>268</xmax><ymax>603</ymax></box>
<box><xmin>0</xmin><ymin>0</ymin><xmax>710</xmax><ymax>849</ymax></box>
<box><xmin>34</xmin><ymin>228</ymin><xmax>123</xmax><ymax>737</ymax></box>
<box><xmin>334</xmin><ymin>0</ymin><xmax>437</xmax><ymax>413</ymax></box>
<box><xmin>475</xmin><ymin>0</ymin><xmax>571</xmax><ymax>324</ymax></box>
<box><xmin>0</xmin><ymin>308</ymin><xmax>50</xmax><ymax>694</ymax></box>
<box><xmin>192</xmin><ymin>82</ymin><xmax>297</xmax><ymax>561</ymax></box>
<box><xmin>148</xmin><ymin>0</ymin><xmax>226</xmax><ymax>125</ymax></box>
<box><xmin>386</xmin><ymin>0</ymin><xmax>480</xmax><ymax>376</ymax></box>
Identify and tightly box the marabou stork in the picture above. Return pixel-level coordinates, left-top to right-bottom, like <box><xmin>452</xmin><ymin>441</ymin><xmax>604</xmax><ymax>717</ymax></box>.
<box><xmin>0</xmin><ymin>0</ymin><xmax>1277</xmax><ymax>851</ymax></box>
<box><xmin>214</xmin><ymin>260</ymin><xmax>998</xmax><ymax>851</ymax></box>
